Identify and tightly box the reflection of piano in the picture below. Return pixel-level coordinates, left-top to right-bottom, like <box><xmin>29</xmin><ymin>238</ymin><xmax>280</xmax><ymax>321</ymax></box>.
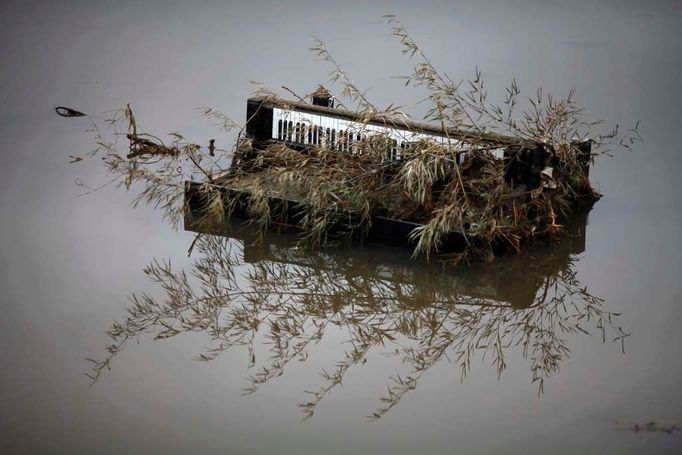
<box><xmin>244</xmin><ymin>96</ymin><xmax>592</xmax><ymax>189</ymax></box>
<box><xmin>186</xmin><ymin>202</ymin><xmax>594</xmax><ymax>309</ymax></box>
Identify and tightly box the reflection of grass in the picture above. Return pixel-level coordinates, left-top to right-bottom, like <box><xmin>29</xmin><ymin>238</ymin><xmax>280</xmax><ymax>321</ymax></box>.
<box><xmin>88</xmin><ymin>235</ymin><xmax>629</xmax><ymax>420</ymax></box>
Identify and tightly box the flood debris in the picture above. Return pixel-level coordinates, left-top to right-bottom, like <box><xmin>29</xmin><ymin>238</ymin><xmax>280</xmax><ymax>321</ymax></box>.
<box><xmin>55</xmin><ymin>106</ymin><xmax>86</xmax><ymax>117</ymax></box>
<box><xmin>616</xmin><ymin>419</ymin><xmax>682</xmax><ymax>434</ymax></box>
<box><xmin>71</xmin><ymin>17</ymin><xmax>642</xmax><ymax>264</ymax></box>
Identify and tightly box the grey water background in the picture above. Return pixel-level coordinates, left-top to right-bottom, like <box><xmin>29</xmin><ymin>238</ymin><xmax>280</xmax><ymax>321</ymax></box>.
<box><xmin>1</xmin><ymin>0</ymin><xmax>681</xmax><ymax>453</ymax></box>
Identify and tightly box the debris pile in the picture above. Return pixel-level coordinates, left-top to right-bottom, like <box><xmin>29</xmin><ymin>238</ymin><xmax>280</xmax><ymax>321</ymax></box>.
<box><xmin>203</xmin><ymin>122</ymin><xmax>599</xmax><ymax>262</ymax></box>
<box><xmin>69</xmin><ymin>17</ymin><xmax>641</xmax><ymax>263</ymax></box>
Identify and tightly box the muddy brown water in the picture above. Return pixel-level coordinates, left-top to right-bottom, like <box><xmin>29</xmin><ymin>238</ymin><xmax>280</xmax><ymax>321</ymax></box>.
<box><xmin>1</xmin><ymin>1</ymin><xmax>681</xmax><ymax>453</ymax></box>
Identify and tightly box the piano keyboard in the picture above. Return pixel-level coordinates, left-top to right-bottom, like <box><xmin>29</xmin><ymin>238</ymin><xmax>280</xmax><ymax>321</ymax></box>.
<box><xmin>245</xmin><ymin>97</ymin><xmax>507</xmax><ymax>164</ymax></box>
<box><xmin>270</xmin><ymin>106</ymin><xmax>505</xmax><ymax>162</ymax></box>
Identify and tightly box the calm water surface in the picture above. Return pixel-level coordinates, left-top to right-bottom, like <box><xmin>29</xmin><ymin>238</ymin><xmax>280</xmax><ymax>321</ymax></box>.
<box><xmin>1</xmin><ymin>1</ymin><xmax>681</xmax><ymax>453</ymax></box>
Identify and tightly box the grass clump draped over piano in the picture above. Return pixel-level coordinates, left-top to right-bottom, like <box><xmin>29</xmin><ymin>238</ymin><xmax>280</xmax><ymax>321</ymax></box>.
<box><xmin>79</xmin><ymin>17</ymin><xmax>641</xmax><ymax>263</ymax></box>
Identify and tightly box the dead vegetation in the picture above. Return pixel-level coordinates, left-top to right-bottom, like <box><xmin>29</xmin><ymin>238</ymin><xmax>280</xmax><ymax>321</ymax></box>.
<box><xmin>70</xmin><ymin>17</ymin><xmax>641</xmax><ymax>264</ymax></box>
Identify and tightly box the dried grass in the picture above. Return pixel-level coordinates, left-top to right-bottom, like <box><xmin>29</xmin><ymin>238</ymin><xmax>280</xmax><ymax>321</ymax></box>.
<box><xmin>72</xmin><ymin>17</ymin><xmax>642</xmax><ymax>263</ymax></box>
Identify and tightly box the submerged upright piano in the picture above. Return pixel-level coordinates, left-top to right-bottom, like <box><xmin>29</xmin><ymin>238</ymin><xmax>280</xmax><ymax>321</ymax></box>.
<box><xmin>243</xmin><ymin>94</ymin><xmax>591</xmax><ymax>190</ymax></box>
<box><xmin>185</xmin><ymin>92</ymin><xmax>592</xmax><ymax>250</ymax></box>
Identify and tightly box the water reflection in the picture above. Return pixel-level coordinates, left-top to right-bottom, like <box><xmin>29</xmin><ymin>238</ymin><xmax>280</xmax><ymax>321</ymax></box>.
<box><xmin>90</xmin><ymin>205</ymin><xmax>629</xmax><ymax>420</ymax></box>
